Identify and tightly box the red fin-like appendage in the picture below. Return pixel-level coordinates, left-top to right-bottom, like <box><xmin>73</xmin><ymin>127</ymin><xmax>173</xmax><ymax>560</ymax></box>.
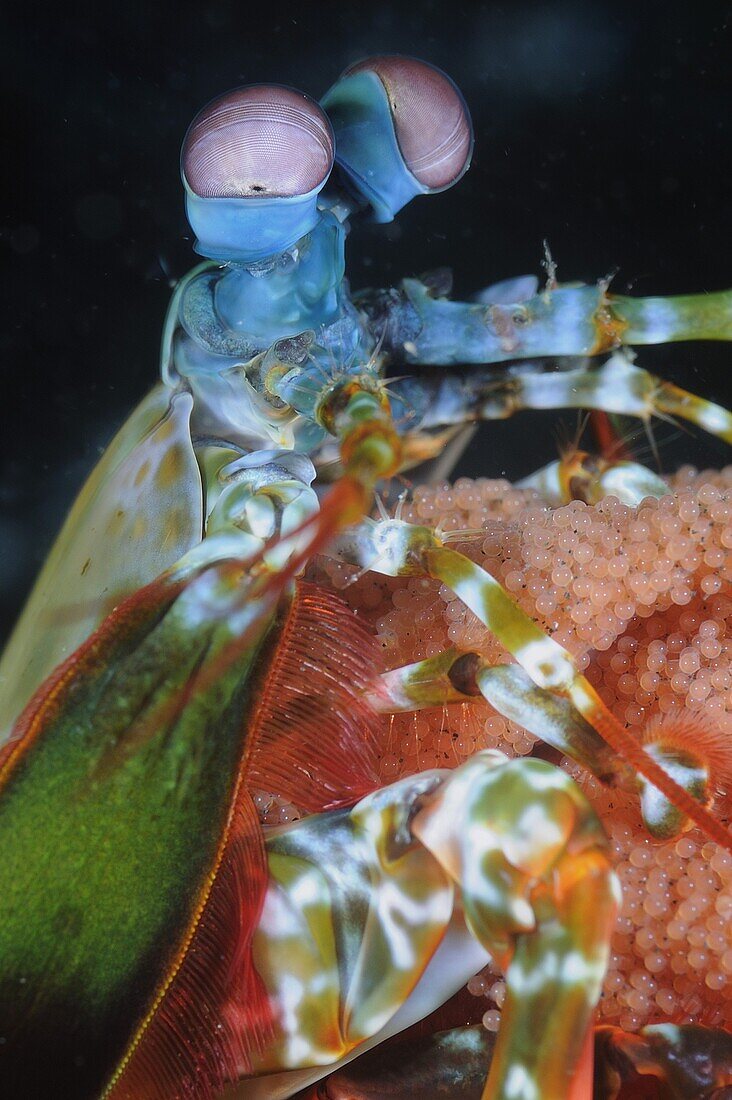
<box><xmin>247</xmin><ymin>581</ymin><xmax>385</xmax><ymax>812</ymax></box>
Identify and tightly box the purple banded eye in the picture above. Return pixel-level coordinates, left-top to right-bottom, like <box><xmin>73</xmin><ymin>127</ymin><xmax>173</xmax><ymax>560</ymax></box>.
<box><xmin>182</xmin><ymin>85</ymin><xmax>334</xmax><ymax>199</ymax></box>
<box><xmin>344</xmin><ymin>56</ymin><xmax>472</xmax><ymax>191</ymax></box>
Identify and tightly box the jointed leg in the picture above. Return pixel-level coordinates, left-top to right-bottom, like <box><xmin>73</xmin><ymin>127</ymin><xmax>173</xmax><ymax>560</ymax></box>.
<box><xmin>361</xmin><ymin>278</ymin><xmax>732</xmax><ymax>366</ymax></box>
<box><xmin>368</xmin><ymin>648</ymin><xmax>635</xmax><ymax>788</ymax></box>
<box><xmin>245</xmin><ymin>752</ymin><xmax>618</xmax><ymax>1100</ymax></box>
<box><xmin>387</xmin><ymin>350</ymin><xmax>732</xmax><ymax>445</ymax></box>
<box><xmin>330</xmin><ymin>516</ymin><xmax>732</xmax><ymax>852</ymax></box>
<box><xmin>411</xmin><ymin>751</ymin><xmax>619</xmax><ymax>1100</ymax></box>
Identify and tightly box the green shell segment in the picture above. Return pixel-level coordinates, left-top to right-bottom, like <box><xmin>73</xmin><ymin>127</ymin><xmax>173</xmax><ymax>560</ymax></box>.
<box><xmin>0</xmin><ymin>561</ymin><xmax>278</xmax><ymax>1097</ymax></box>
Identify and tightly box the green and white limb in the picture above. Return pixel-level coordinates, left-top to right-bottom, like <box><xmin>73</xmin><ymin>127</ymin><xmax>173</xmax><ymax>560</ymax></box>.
<box><xmin>370</xmin><ymin>646</ymin><xmax>711</xmax><ymax>839</ymax></box>
<box><xmin>366</xmin><ymin>279</ymin><xmax>732</xmax><ymax>365</ymax></box>
<box><xmin>388</xmin><ymin>350</ymin><xmax>732</xmax><ymax>445</ymax></box>
<box><xmin>330</xmin><ymin>517</ymin><xmax>732</xmax><ymax>851</ymax></box>
<box><xmin>367</xmin><ymin>649</ymin><xmax>635</xmax><ymax>789</ymax></box>
<box><xmin>516</xmin><ymin>455</ymin><xmax>670</xmax><ymax>507</ymax></box>
<box><xmin>201</xmin><ymin>446</ymin><xmax>321</xmax><ymax>571</ymax></box>
<box><xmin>238</xmin><ymin>751</ymin><xmax>618</xmax><ymax>1100</ymax></box>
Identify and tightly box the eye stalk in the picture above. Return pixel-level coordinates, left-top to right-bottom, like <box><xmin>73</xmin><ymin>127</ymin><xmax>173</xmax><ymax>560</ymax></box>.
<box><xmin>182</xmin><ymin>85</ymin><xmax>335</xmax><ymax>262</ymax></box>
<box><xmin>321</xmin><ymin>55</ymin><xmax>473</xmax><ymax>222</ymax></box>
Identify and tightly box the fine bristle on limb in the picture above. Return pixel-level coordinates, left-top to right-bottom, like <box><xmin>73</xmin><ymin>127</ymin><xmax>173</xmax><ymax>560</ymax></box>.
<box><xmin>106</xmin><ymin>788</ymin><xmax>272</xmax><ymax>1100</ymax></box>
<box><xmin>642</xmin><ymin>712</ymin><xmax>732</xmax><ymax>800</ymax></box>
<box><xmin>246</xmin><ymin>581</ymin><xmax>385</xmax><ymax>812</ymax></box>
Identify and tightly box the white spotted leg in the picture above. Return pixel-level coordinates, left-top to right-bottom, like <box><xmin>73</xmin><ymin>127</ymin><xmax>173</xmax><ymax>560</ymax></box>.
<box><xmin>241</xmin><ymin>752</ymin><xmax>618</xmax><ymax>1100</ymax></box>
<box><xmin>411</xmin><ymin>752</ymin><xmax>619</xmax><ymax>1100</ymax></box>
<box><xmin>367</xmin><ymin>647</ymin><xmax>634</xmax><ymax>788</ymax></box>
<box><xmin>385</xmin><ymin>349</ymin><xmax>732</xmax><ymax>445</ymax></box>
<box><xmin>329</xmin><ymin>517</ymin><xmax>732</xmax><ymax>854</ymax></box>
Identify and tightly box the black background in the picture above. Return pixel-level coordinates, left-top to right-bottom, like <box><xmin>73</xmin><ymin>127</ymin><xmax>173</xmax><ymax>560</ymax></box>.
<box><xmin>1</xmin><ymin>0</ymin><xmax>730</xmax><ymax>639</ymax></box>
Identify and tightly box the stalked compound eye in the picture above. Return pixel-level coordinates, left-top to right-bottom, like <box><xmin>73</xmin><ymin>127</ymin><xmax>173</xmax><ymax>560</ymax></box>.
<box><xmin>321</xmin><ymin>55</ymin><xmax>473</xmax><ymax>222</ymax></box>
<box><xmin>344</xmin><ymin>56</ymin><xmax>472</xmax><ymax>192</ymax></box>
<box><xmin>181</xmin><ymin>85</ymin><xmax>335</xmax><ymax>262</ymax></box>
<box><xmin>182</xmin><ymin>85</ymin><xmax>334</xmax><ymax>200</ymax></box>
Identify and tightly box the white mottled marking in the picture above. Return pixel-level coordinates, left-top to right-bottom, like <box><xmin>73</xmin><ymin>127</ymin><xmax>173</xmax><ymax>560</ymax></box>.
<box><xmin>289</xmin><ymin>867</ymin><xmax>328</xmax><ymax>910</ymax></box>
<box><xmin>698</xmin><ymin>402</ymin><xmax>732</xmax><ymax>434</ymax></box>
<box><xmin>514</xmin><ymin>638</ymin><xmax>574</xmax><ymax>690</ymax></box>
<box><xmin>505</xmin><ymin>1063</ymin><xmax>539</xmax><ymax>1100</ymax></box>
<box><xmin>515</xmin><ymin>804</ymin><xmax>563</xmax><ymax>847</ymax></box>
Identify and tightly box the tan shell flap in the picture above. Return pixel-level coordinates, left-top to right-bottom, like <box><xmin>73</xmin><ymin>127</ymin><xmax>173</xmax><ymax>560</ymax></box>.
<box><xmin>0</xmin><ymin>384</ymin><xmax>202</xmax><ymax>737</ymax></box>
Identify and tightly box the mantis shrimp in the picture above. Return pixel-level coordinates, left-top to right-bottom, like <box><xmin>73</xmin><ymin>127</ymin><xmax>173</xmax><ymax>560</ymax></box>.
<box><xmin>0</xmin><ymin>54</ymin><xmax>731</xmax><ymax>1098</ymax></box>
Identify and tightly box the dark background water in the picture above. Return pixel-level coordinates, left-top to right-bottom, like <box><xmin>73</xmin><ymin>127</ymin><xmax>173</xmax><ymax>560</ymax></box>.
<box><xmin>1</xmin><ymin>0</ymin><xmax>730</xmax><ymax>640</ymax></box>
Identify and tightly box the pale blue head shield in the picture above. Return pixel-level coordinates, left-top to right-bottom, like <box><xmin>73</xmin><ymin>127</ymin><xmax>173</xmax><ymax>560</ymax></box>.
<box><xmin>182</xmin><ymin>84</ymin><xmax>335</xmax><ymax>263</ymax></box>
<box><xmin>321</xmin><ymin>55</ymin><xmax>473</xmax><ymax>223</ymax></box>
